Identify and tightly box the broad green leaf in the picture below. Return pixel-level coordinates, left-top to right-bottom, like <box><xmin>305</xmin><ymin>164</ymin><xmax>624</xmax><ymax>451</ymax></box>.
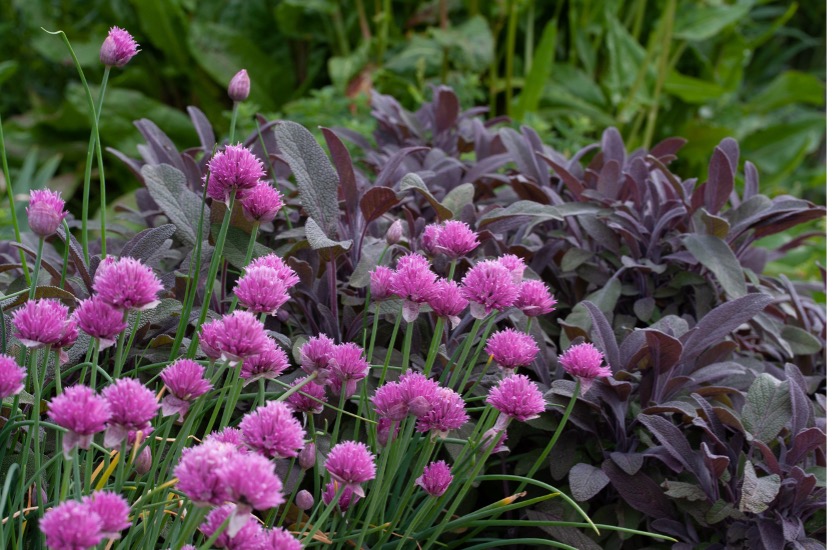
<box><xmin>514</xmin><ymin>19</ymin><xmax>557</xmax><ymax>118</ymax></box>
<box><xmin>603</xmin><ymin>14</ymin><xmax>648</xmax><ymax>104</ymax></box>
<box><xmin>561</xmin><ymin>249</ymin><xmax>594</xmax><ymax>272</ymax></box>
<box><xmin>142</xmin><ymin>165</ymin><xmax>210</xmax><ymax>246</ymax></box>
<box><xmin>781</xmin><ymin>326</ymin><xmax>823</xmax><ymax>356</ymax></box>
<box><xmin>742</xmin><ymin>115</ymin><xmax>825</xmax><ymax>178</ymax></box>
<box><xmin>274</xmin><ymin>122</ymin><xmax>341</xmax><ymax>238</ymax></box>
<box><xmin>131</xmin><ymin>0</ymin><xmax>190</xmax><ymax>67</ymax></box>
<box><xmin>664</xmin><ymin>71</ymin><xmax>726</xmax><ymax>103</ymax></box>
<box><xmin>746</xmin><ymin>71</ymin><xmax>825</xmax><ymax>113</ymax></box>
<box><xmin>305</xmin><ymin>218</ymin><xmax>352</xmax><ymax>260</ymax></box>
<box><xmin>682</xmin><ymin>234</ymin><xmax>746</xmax><ymax>300</ymax></box>
<box><xmin>739</xmin><ymin>461</ymin><xmax>780</xmax><ymax>513</ymax></box>
<box><xmin>440</xmin><ymin>184</ymin><xmax>474</xmax><ymax>217</ymax></box>
<box><xmin>741</xmin><ymin>374</ymin><xmax>791</xmax><ymax>443</ymax></box>
<box><xmin>662</xmin><ymin>481</ymin><xmax>707</xmax><ymax>501</ymax></box>
<box><xmin>0</xmin><ymin>61</ymin><xmax>17</xmax><ymax>86</ymax></box>
<box><xmin>431</xmin><ymin>15</ymin><xmax>494</xmax><ymax>73</ymax></box>
<box><xmin>673</xmin><ymin>0</ymin><xmax>755</xmax><ymax>41</ymax></box>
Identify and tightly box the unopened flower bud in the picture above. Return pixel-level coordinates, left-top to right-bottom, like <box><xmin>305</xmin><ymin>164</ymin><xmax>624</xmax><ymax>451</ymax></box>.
<box><xmin>295</xmin><ymin>489</ymin><xmax>314</xmax><ymax>511</ymax></box>
<box><xmin>134</xmin><ymin>446</ymin><xmax>152</xmax><ymax>475</ymax></box>
<box><xmin>299</xmin><ymin>441</ymin><xmax>316</xmax><ymax>470</ymax></box>
<box><xmin>386</xmin><ymin>220</ymin><xmax>403</xmax><ymax>245</ymax></box>
<box><xmin>228</xmin><ymin>69</ymin><xmax>250</xmax><ymax>102</ymax></box>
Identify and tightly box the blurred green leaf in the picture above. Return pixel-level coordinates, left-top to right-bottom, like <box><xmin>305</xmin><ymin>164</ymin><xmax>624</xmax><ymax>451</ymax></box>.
<box><xmin>673</xmin><ymin>0</ymin><xmax>755</xmax><ymax>41</ymax></box>
<box><xmin>514</xmin><ymin>19</ymin><xmax>557</xmax><ymax>118</ymax></box>
<box><xmin>664</xmin><ymin>71</ymin><xmax>726</xmax><ymax>103</ymax></box>
<box><xmin>745</xmin><ymin>71</ymin><xmax>825</xmax><ymax>113</ymax></box>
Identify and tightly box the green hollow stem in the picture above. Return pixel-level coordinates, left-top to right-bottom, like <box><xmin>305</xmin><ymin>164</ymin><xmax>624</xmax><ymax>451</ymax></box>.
<box><xmin>28</xmin><ymin>238</ymin><xmax>44</xmax><ymax>300</ymax></box>
<box><xmin>423</xmin><ymin>317</ymin><xmax>445</xmax><ymax>375</ymax></box>
<box><xmin>444</xmin><ymin>317</ymin><xmax>484</xmax><ymax>388</ymax></box>
<box><xmin>112</xmin><ymin>311</ymin><xmax>131</xmax><ymax>379</ymax></box>
<box><xmin>187</xmin><ymin>192</ymin><xmax>237</xmax><ymax>358</ymax></box>
<box><xmin>0</xmin><ymin>112</ymin><xmax>30</xmax><ymax>283</ymax></box>
<box><xmin>378</xmin><ymin>310</ymin><xmax>402</xmax><ymax>385</ymax></box>
<box><xmin>218</xmin><ymin>361</ymin><xmax>244</xmax><ymax>430</ymax></box>
<box><xmin>401</xmin><ymin>321</ymin><xmax>414</xmax><ymax>371</ymax></box>
<box><xmin>517</xmin><ymin>379</ymin><xmax>581</xmax><ymax>493</ymax></box>
<box><xmin>300</xmin><ymin>485</ymin><xmax>345</xmax><ymax>545</ymax></box>
<box><xmin>229</xmin><ymin>102</ymin><xmax>240</xmax><ymax>144</ymax></box>
<box><xmin>80</xmin><ymin>67</ymin><xmax>110</xmax><ymax>263</ymax></box>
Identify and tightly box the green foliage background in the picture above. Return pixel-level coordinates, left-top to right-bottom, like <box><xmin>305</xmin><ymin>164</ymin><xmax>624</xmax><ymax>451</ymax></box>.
<box><xmin>0</xmin><ymin>0</ymin><xmax>825</xmax><ymax>279</ymax></box>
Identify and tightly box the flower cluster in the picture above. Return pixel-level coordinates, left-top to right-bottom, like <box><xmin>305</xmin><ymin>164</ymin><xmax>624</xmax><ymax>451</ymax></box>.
<box><xmin>40</xmin><ymin>491</ymin><xmax>130</xmax><ymax>548</ymax></box>
<box><xmin>298</xmin><ymin>335</ymin><xmax>370</xmax><ymax>397</ymax></box>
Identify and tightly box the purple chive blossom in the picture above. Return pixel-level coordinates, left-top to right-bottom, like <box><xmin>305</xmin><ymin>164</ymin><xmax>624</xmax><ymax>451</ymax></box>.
<box><xmin>47</xmin><ymin>385</ymin><xmax>111</xmax><ymax>456</ymax></box>
<box><xmin>83</xmin><ymin>491</ymin><xmax>130</xmax><ymax>539</ymax></box>
<box><xmin>559</xmin><ymin>342</ymin><xmax>613</xmax><ymax>395</ymax></box>
<box><xmin>322</xmin><ymin>481</ymin><xmax>361</xmax><ymax>513</ymax></box>
<box><xmin>421</xmin><ymin>223</ymin><xmax>442</xmax><ymax>255</ymax></box>
<box><xmin>416</xmin><ymin>387</ymin><xmax>469</xmax><ymax>439</ymax></box>
<box><xmin>204</xmin><ymin>427</ymin><xmax>249</xmax><ymax>454</ymax></box>
<box><xmin>460</xmin><ymin>260</ymin><xmax>519</xmax><ymax>319</ymax></box>
<box><xmin>371</xmin><ymin>381</ymin><xmax>409</xmax><ymax>422</ymax></box>
<box><xmin>0</xmin><ymin>355</ymin><xmax>25</xmax><ymax>400</ymax></box>
<box><xmin>497</xmin><ymin>254</ymin><xmax>526</xmax><ymax>284</ymax></box>
<box><xmin>160</xmin><ymin>359</ymin><xmax>212</xmax><ymax>421</ymax></box>
<box><xmin>485</xmin><ymin>328</ymin><xmax>540</xmax><ymax>370</ymax></box>
<box><xmin>241</xmin><ymin>344</ymin><xmax>290</xmax><ymax>382</ymax></box>
<box><xmin>73</xmin><ymin>297</ymin><xmax>127</xmax><ymax>349</ymax></box>
<box><xmin>219</xmin><ymin>450</ymin><xmax>285</xmax><ymax>511</ymax></box>
<box><xmin>486</xmin><ymin>373</ymin><xmax>546</xmax><ymax>428</ymax></box>
<box><xmin>262</xmin><ymin>527</ymin><xmax>303</xmax><ymax>550</ymax></box>
<box><xmin>369</xmin><ymin>266</ymin><xmax>396</xmax><ymax>302</ymax></box>
<box><xmin>247</xmin><ymin>254</ymin><xmax>300</xmax><ymax>288</ymax></box>
<box><xmin>299</xmin><ymin>334</ymin><xmax>336</xmax><ymax>382</ymax></box>
<box><xmin>12</xmin><ymin>299</ymin><xmax>71</xmax><ymax>348</ymax></box>
<box><xmin>175</xmin><ymin>441</ymin><xmax>240</xmax><ymax>506</ymax></box>
<box><xmin>27</xmin><ymin>189</ymin><xmax>67</xmax><ymax>237</ymax></box>
<box><xmin>93</xmin><ymin>257</ymin><xmax>163</xmax><ymax>311</ymax></box>
<box><xmin>436</xmin><ymin>220</ymin><xmax>479</xmax><ymax>259</ymax></box>
<box><xmin>480</xmin><ymin>427</ymin><xmax>510</xmax><ymax>454</ymax></box>
<box><xmin>286</xmin><ymin>376</ymin><xmax>327</xmax><ymax>414</ymax></box>
<box><xmin>100</xmin><ymin>27</ymin><xmax>139</xmax><ymax>67</ymax></box>
<box><xmin>206</xmin><ymin>144</ymin><xmax>265</xmax><ymax>204</ymax></box>
<box><xmin>240</xmin><ymin>401</ymin><xmax>305</xmax><ymax>459</ymax></box>
<box><xmin>392</xmin><ymin>253</ymin><xmax>439</xmax><ymax>322</ymax></box>
<box><xmin>398</xmin><ymin>371</ymin><xmax>441</xmax><ymax>417</ymax></box>
<box><xmin>233</xmin><ymin>265</ymin><xmax>291</xmax><ymax>316</ymax></box>
<box><xmin>210</xmin><ymin>310</ymin><xmax>273</xmax><ymax>365</ymax></box>
<box><xmin>199</xmin><ymin>504</ymin><xmax>263</xmax><ymax>549</ymax></box>
<box><xmin>227</xmin><ymin>69</ymin><xmax>250</xmax><ymax>102</ymax></box>
<box><xmin>514</xmin><ymin>280</ymin><xmax>557</xmax><ymax>316</ymax></box>
<box><xmin>40</xmin><ymin>499</ymin><xmax>104</xmax><ymax>550</ymax></box>
<box><xmin>198</xmin><ymin>319</ymin><xmax>224</xmax><ymax>361</ymax></box>
<box><xmin>101</xmin><ymin>378</ymin><xmax>160</xmax><ymax>448</ymax></box>
<box><xmin>376</xmin><ymin>417</ymin><xmax>400</xmax><ymax>447</ymax></box>
<box><xmin>325</xmin><ymin>441</ymin><xmax>376</xmax><ymax>498</ymax></box>
<box><xmin>427</xmin><ymin>280</ymin><xmax>468</xmax><ymax>328</ymax></box>
<box><xmin>241</xmin><ymin>181</ymin><xmax>284</xmax><ymax>224</ymax></box>
<box><xmin>326</xmin><ymin>342</ymin><xmax>370</xmax><ymax>398</ymax></box>
<box><xmin>415</xmin><ymin>461</ymin><xmax>453</xmax><ymax>497</ymax></box>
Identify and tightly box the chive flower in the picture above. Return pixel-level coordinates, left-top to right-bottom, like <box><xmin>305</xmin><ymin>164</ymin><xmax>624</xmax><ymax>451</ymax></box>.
<box><xmin>101</xmin><ymin>378</ymin><xmax>160</xmax><ymax>448</ymax></box>
<box><xmin>27</xmin><ymin>189</ymin><xmax>67</xmax><ymax>237</ymax></box>
<box><xmin>93</xmin><ymin>257</ymin><xmax>163</xmax><ymax>311</ymax></box>
<box><xmin>12</xmin><ymin>299</ymin><xmax>72</xmax><ymax>349</ymax></box>
<box><xmin>427</xmin><ymin>279</ymin><xmax>468</xmax><ymax>328</ymax></box>
<box><xmin>436</xmin><ymin>220</ymin><xmax>479</xmax><ymax>258</ymax></box>
<box><xmin>40</xmin><ymin>499</ymin><xmax>104</xmax><ymax>550</ymax></box>
<box><xmin>160</xmin><ymin>359</ymin><xmax>212</xmax><ymax>421</ymax></box>
<box><xmin>227</xmin><ymin>69</ymin><xmax>250</xmax><ymax>102</ymax></box>
<box><xmin>460</xmin><ymin>260</ymin><xmax>519</xmax><ymax>319</ymax></box>
<box><xmin>369</xmin><ymin>265</ymin><xmax>396</xmax><ymax>302</ymax></box>
<box><xmin>559</xmin><ymin>342</ymin><xmax>613</xmax><ymax>395</ymax></box>
<box><xmin>241</xmin><ymin>344</ymin><xmax>290</xmax><ymax>382</ymax></box>
<box><xmin>514</xmin><ymin>279</ymin><xmax>557</xmax><ymax>316</ymax></box>
<box><xmin>73</xmin><ymin>297</ymin><xmax>128</xmax><ymax>349</ymax></box>
<box><xmin>100</xmin><ymin>27</ymin><xmax>139</xmax><ymax>67</ymax></box>
<box><xmin>416</xmin><ymin>387</ymin><xmax>469</xmax><ymax>439</ymax></box>
<box><xmin>392</xmin><ymin>253</ymin><xmax>439</xmax><ymax>322</ymax></box>
<box><xmin>299</xmin><ymin>334</ymin><xmax>336</xmax><ymax>382</ymax></box>
<box><xmin>286</xmin><ymin>376</ymin><xmax>327</xmax><ymax>414</ymax></box>
<box><xmin>233</xmin><ymin>265</ymin><xmax>291</xmax><ymax>316</ymax></box>
<box><xmin>206</xmin><ymin>144</ymin><xmax>265</xmax><ymax>205</ymax></box>
<box><xmin>47</xmin><ymin>385</ymin><xmax>111</xmax><ymax>457</ymax></box>
<box><xmin>241</xmin><ymin>181</ymin><xmax>284</xmax><ymax>223</ymax></box>
<box><xmin>240</xmin><ymin>401</ymin><xmax>305</xmax><ymax>459</ymax></box>
<box><xmin>486</xmin><ymin>373</ymin><xmax>546</xmax><ymax>427</ymax></box>
<box><xmin>326</xmin><ymin>342</ymin><xmax>370</xmax><ymax>398</ymax></box>
<box><xmin>247</xmin><ymin>254</ymin><xmax>300</xmax><ymax>288</ymax></box>
<box><xmin>82</xmin><ymin>491</ymin><xmax>130</xmax><ymax>539</ymax></box>
<box><xmin>0</xmin><ymin>355</ymin><xmax>25</xmax><ymax>400</ymax></box>
<box><xmin>485</xmin><ymin>328</ymin><xmax>540</xmax><ymax>370</ymax></box>
<box><xmin>324</xmin><ymin>441</ymin><xmax>376</xmax><ymax>497</ymax></box>
<box><xmin>415</xmin><ymin>461</ymin><xmax>453</xmax><ymax>497</ymax></box>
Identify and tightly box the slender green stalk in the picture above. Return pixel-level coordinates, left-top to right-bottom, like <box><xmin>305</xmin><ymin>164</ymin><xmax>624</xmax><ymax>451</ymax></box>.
<box><xmin>0</xmin><ymin>112</ymin><xmax>30</xmax><ymax>283</ymax></box>
<box><xmin>229</xmin><ymin>102</ymin><xmax>240</xmax><ymax>144</ymax></box>
<box><xmin>112</xmin><ymin>311</ymin><xmax>131</xmax><ymax>379</ymax></box>
<box><xmin>444</xmin><ymin>318</ymin><xmax>483</xmax><ymax>388</ymax></box>
<box><xmin>401</xmin><ymin>321</ymin><xmax>414</xmax><ymax>371</ymax></box>
<box><xmin>80</xmin><ymin>68</ymin><xmax>111</xmax><ymax>262</ymax></box>
<box><xmin>218</xmin><ymin>361</ymin><xmax>244</xmax><ymax>430</ymax></box>
<box><xmin>423</xmin><ymin>317</ymin><xmax>445</xmax><ymax>375</ymax></box>
<box><xmin>378</xmin><ymin>310</ymin><xmax>402</xmax><ymax>385</ymax></box>
<box><xmin>28</xmin><ymin>238</ymin><xmax>44</xmax><ymax>300</ymax></box>
<box><xmin>300</xmin><ymin>485</ymin><xmax>345</xmax><ymax>545</ymax></box>
<box><xmin>643</xmin><ymin>0</ymin><xmax>676</xmax><ymax>149</ymax></box>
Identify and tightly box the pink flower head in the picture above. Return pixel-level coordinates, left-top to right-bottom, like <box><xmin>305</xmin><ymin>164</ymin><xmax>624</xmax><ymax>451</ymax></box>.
<box><xmin>12</xmin><ymin>299</ymin><xmax>71</xmax><ymax>348</ymax></box>
<box><xmin>421</xmin><ymin>223</ymin><xmax>442</xmax><ymax>255</ymax></box>
<box><xmin>486</xmin><ymin>373</ymin><xmax>546</xmax><ymax>425</ymax></box>
<box><xmin>326</xmin><ymin>342</ymin><xmax>370</xmax><ymax>398</ymax></box>
<box><xmin>436</xmin><ymin>220</ymin><xmax>478</xmax><ymax>259</ymax></box>
<box><xmin>480</xmin><ymin>426</ymin><xmax>510</xmax><ymax>454</ymax></box>
<box><xmin>325</xmin><ymin>441</ymin><xmax>376</xmax><ymax>498</ymax></box>
<box><xmin>247</xmin><ymin>254</ymin><xmax>300</xmax><ymax>288</ymax></box>
<box><xmin>369</xmin><ymin>266</ymin><xmax>396</xmax><ymax>302</ymax></box>
<box><xmin>514</xmin><ymin>280</ymin><xmax>557</xmax><ymax>316</ymax></box>
<box><xmin>209</xmin><ymin>310</ymin><xmax>273</xmax><ymax>365</ymax></box>
<box><xmin>559</xmin><ymin>342</ymin><xmax>613</xmax><ymax>395</ymax></box>
<box><xmin>40</xmin><ymin>499</ymin><xmax>103</xmax><ymax>550</ymax></box>
<box><xmin>219</xmin><ymin>450</ymin><xmax>285</xmax><ymax>511</ymax></box>
<box><xmin>93</xmin><ymin>257</ymin><xmax>163</xmax><ymax>311</ymax></box>
<box><xmin>100</xmin><ymin>26</ymin><xmax>139</xmax><ymax>67</ymax></box>
<box><xmin>262</xmin><ymin>527</ymin><xmax>303</xmax><ymax>550</ymax></box>
<box><xmin>460</xmin><ymin>260</ymin><xmax>519</xmax><ymax>319</ymax></box>
<box><xmin>228</xmin><ymin>69</ymin><xmax>251</xmax><ymax>102</ymax></box>
<box><xmin>175</xmin><ymin>441</ymin><xmax>239</xmax><ymax>506</ymax></box>
<box><xmin>240</xmin><ymin>400</ymin><xmax>305</xmax><ymax>459</ymax></box>
<box><xmin>204</xmin><ymin>427</ymin><xmax>249</xmax><ymax>454</ymax></box>
<box><xmin>370</xmin><ymin>380</ymin><xmax>408</xmax><ymax>422</ymax></box>
<box><xmin>240</xmin><ymin>344</ymin><xmax>290</xmax><ymax>382</ymax></box>
<box><xmin>83</xmin><ymin>491</ymin><xmax>130</xmax><ymax>539</ymax></box>
<box><xmin>0</xmin><ymin>354</ymin><xmax>25</xmax><ymax>400</ymax></box>
<box><xmin>47</xmin><ymin>384</ymin><xmax>111</xmax><ymax>456</ymax></box>
<box><xmin>160</xmin><ymin>359</ymin><xmax>212</xmax><ymax>421</ymax></box>
<box><xmin>485</xmin><ymin>328</ymin><xmax>539</xmax><ymax>370</ymax></box>
<box><xmin>427</xmin><ymin>279</ymin><xmax>468</xmax><ymax>328</ymax></box>
<box><xmin>299</xmin><ymin>334</ymin><xmax>336</xmax><ymax>381</ymax></box>
<box><xmin>199</xmin><ymin>504</ymin><xmax>263</xmax><ymax>549</ymax></box>
<box><xmin>27</xmin><ymin>189</ymin><xmax>67</xmax><ymax>237</ymax></box>
<box><xmin>206</xmin><ymin>144</ymin><xmax>265</xmax><ymax>204</ymax></box>
<box><xmin>497</xmin><ymin>254</ymin><xmax>526</xmax><ymax>284</ymax></box>
<box><xmin>101</xmin><ymin>378</ymin><xmax>160</xmax><ymax>447</ymax></box>
<box><xmin>415</xmin><ymin>461</ymin><xmax>453</xmax><ymax>497</ymax></box>
<box><xmin>416</xmin><ymin>387</ymin><xmax>469</xmax><ymax>439</ymax></box>
<box><xmin>392</xmin><ymin>253</ymin><xmax>438</xmax><ymax>322</ymax></box>
<box><xmin>286</xmin><ymin>376</ymin><xmax>326</xmax><ymax>414</ymax></box>
<box><xmin>241</xmin><ymin>181</ymin><xmax>284</xmax><ymax>224</ymax></box>
<box><xmin>376</xmin><ymin>417</ymin><xmax>400</xmax><ymax>447</ymax></box>
<box><xmin>198</xmin><ymin>319</ymin><xmax>223</xmax><ymax>361</ymax></box>
<box><xmin>322</xmin><ymin>481</ymin><xmax>361</xmax><ymax>513</ymax></box>
<box><xmin>234</xmin><ymin>265</ymin><xmax>290</xmax><ymax>316</ymax></box>
<box><xmin>398</xmin><ymin>371</ymin><xmax>441</xmax><ymax>417</ymax></box>
<box><xmin>73</xmin><ymin>297</ymin><xmax>127</xmax><ymax>349</ymax></box>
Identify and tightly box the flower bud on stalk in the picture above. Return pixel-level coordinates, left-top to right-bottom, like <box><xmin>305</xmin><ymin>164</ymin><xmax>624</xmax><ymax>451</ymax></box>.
<box><xmin>228</xmin><ymin>69</ymin><xmax>250</xmax><ymax>102</ymax></box>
